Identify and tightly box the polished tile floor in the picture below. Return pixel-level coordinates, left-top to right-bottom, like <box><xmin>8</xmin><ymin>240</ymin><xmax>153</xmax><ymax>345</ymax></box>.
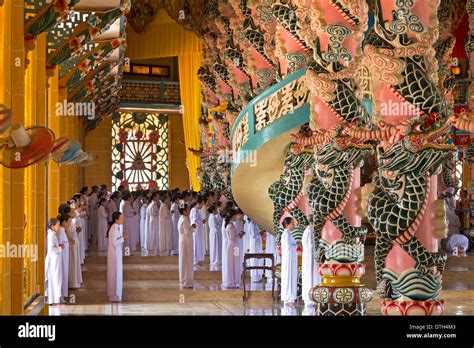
<box><xmin>51</xmin><ymin>247</ymin><xmax>474</xmax><ymax>316</ymax></box>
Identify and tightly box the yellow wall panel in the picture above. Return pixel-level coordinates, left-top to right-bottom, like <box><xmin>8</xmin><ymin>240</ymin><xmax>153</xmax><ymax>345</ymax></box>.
<box><xmin>84</xmin><ymin>117</ymin><xmax>112</xmax><ymax>189</ymax></box>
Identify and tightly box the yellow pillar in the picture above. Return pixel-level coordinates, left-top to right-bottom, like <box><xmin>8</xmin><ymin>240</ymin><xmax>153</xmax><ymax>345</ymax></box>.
<box><xmin>47</xmin><ymin>68</ymin><xmax>61</xmax><ymax>217</ymax></box>
<box><xmin>59</xmin><ymin>86</ymin><xmax>69</xmax><ymax>202</ymax></box>
<box><xmin>0</xmin><ymin>0</ymin><xmax>13</xmax><ymax>315</ymax></box>
<box><xmin>10</xmin><ymin>0</ymin><xmax>26</xmax><ymax>315</ymax></box>
<box><xmin>33</xmin><ymin>33</ymin><xmax>48</xmax><ymax>315</ymax></box>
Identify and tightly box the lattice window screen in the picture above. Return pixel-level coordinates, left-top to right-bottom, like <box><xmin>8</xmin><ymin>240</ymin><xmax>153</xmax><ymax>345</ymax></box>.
<box><xmin>112</xmin><ymin>112</ymin><xmax>169</xmax><ymax>191</ymax></box>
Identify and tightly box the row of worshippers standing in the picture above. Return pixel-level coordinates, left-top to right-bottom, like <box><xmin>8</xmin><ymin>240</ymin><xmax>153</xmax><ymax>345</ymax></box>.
<box><xmin>280</xmin><ymin>216</ymin><xmax>321</xmax><ymax>309</ymax></box>
<box><xmin>93</xmin><ymin>188</ymin><xmax>217</xmax><ymax>257</ymax></box>
<box><xmin>45</xmin><ymin>198</ymin><xmax>89</xmax><ymax>305</ymax></box>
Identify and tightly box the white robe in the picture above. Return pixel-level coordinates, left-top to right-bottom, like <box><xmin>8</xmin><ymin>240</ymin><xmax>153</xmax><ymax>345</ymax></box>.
<box><xmin>58</xmin><ymin>227</ymin><xmax>69</xmax><ymax>298</ymax></box>
<box><xmin>131</xmin><ymin>200</ymin><xmax>141</xmax><ymax>251</ymax></box>
<box><xmin>108</xmin><ymin>200</ymin><xmax>118</xmax><ymax>223</ymax></box>
<box><xmin>97</xmin><ymin>205</ymin><xmax>109</xmax><ymax>252</ymax></box>
<box><xmin>140</xmin><ymin>204</ymin><xmax>148</xmax><ymax>254</ymax></box>
<box><xmin>243</xmin><ymin>216</ymin><xmax>251</xmax><ymax>254</ymax></box>
<box><xmin>248</xmin><ymin>221</ymin><xmax>263</xmax><ymax>282</ymax></box>
<box><xmin>234</xmin><ymin>220</ymin><xmax>244</xmax><ymax>277</ymax></box>
<box><xmin>67</xmin><ymin>220</ymin><xmax>82</xmax><ymax>288</ymax></box>
<box><xmin>201</xmin><ymin>205</ymin><xmax>210</xmax><ymax>255</ymax></box>
<box><xmin>120</xmin><ymin>200</ymin><xmax>136</xmax><ymax>251</ymax></box>
<box><xmin>280</xmin><ymin>229</ymin><xmax>297</xmax><ymax>304</ymax></box>
<box><xmin>159</xmin><ymin>203</ymin><xmax>173</xmax><ymax>256</ymax></box>
<box><xmin>107</xmin><ymin>223</ymin><xmax>124</xmax><ymax>301</ymax></box>
<box><xmin>45</xmin><ymin>230</ymin><xmax>63</xmax><ymax>305</ymax></box>
<box><xmin>209</xmin><ymin>213</ymin><xmax>222</xmax><ymax>270</ymax></box>
<box><xmin>88</xmin><ymin>193</ymin><xmax>98</xmax><ymax>246</ymax></box>
<box><xmin>146</xmin><ymin>201</ymin><xmax>160</xmax><ymax>256</ymax></box>
<box><xmin>75</xmin><ymin>210</ymin><xmax>86</xmax><ymax>264</ymax></box>
<box><xmin>446</xmin><ymin>234</ymin><xmax>469</xmax><ymax>253</ymax></box>
<box><xmin>178</xmin><ymin>215</ymin><xmax>194</xmax><ymax>288</ymax></box>
<box><xmin>302</xmin><ymin>226</ymin><xmax>320</xmax><ymax>306</ymax></box>
<box><xmin>222</xmin><ymin>223</ymin><xmax>240</xmax><ymax>289</ymax></box>
<box><xmin>265</xmin><ymin>232</ymin><xmax>279</xmax><ymax>279</ymax></box>
<box><xmin>190</xmin><ymin>206</ymin><xmax>205</xmax><ymax>263</ymax></box>
<box><xmin>170</xmin><ymin>202</ymin><xmax>180</xmax><ymax>255</ymax></box>
<box><xmin>82</xmin><ymin>195</ymin><xmax>89</xmax><ymax>251</ymax></box>
<box><xmin>221</xmin><ymin>221</ymin><xmax>228</xmax><ymax>285</ymax></box>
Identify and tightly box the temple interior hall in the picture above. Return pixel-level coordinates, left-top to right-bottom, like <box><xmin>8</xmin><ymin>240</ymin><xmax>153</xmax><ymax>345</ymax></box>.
<box><xmin>1</xmin><ymin>0</ymin><xmax>474</xmax><ymax>318</ymax></box>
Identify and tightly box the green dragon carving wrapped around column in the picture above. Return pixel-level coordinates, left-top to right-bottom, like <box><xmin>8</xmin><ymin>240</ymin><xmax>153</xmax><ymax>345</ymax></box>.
<box><xmin>306</xmin><ymin>134</ymin><xmax>374</xmax><ymax>263</ymax></box>
<box><xmin>268</xmin><ymin>141</ymin><xmax>315</xmax><ymax>242</ymax></box>
<box><xmin>345</xmin><ymin>0</ymin><xmax>458</xmax><ymax>316</ymax></box>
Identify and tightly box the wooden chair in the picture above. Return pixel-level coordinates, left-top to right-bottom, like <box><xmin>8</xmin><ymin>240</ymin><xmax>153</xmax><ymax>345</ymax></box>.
<box><xmin>242</xmin><ymin>253</ymin><xmax>277</xmax><ymax>302</ymax></box>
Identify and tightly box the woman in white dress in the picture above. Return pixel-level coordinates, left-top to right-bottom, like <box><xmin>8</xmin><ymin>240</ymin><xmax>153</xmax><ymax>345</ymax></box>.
<box><xmin>131</xmin><ymin>191</ymin><xmax>142</xmax><ymax>252</ymax></box>
<box><xmin>302</xmin><ymin>217</ymin><xmax>320</xmax><ymax>307</ymax></box>
<box><xmin>190</xmin><ymin>197</ymin><xmax>205</xmax><ymax>265</ymax></box>
<box><xmin>140</xmin><ymin>196</ymin><xmax>149</xmax><ymax>255</ymax></box>
<box><xmin>57</xmin><ymin>208</ymin><xmax>71</xmax><ymax>302</ymax></box>
<box><xmin>88</xmin><ymin>186</ymin><xmax>99</xmax><ymax>246</ymax></box>
<box><xmin>107</xmin><ymin>212</ymin><xmax>126</xmax><ymax>302</ymax></box>
<box><xmin>66</xmin><ymin>204</ymin><xmax>82</xmax><ymax>289</ymax></box>
<box><xmin>77</xmin><ymin>197</ymin><xmax>88</xmax><ymax>264</ymax></box>
<box><xmin>108</xmin><ymin>192</ymin><xmax>120</xmax><ymax>224</ymax></box>
<box><xmin>280</xmin><ymin>217</ymin><xmax>298</xmax><ymax>307</ymax></box>
<box><xmin>170</xmin><ymin>195</ymin><xmax>181</xmax><ymax>255</ymax></box>
<box><xmin>222</xmin><ymin>209</ymin><xmax>240</xmax><ymax>289</ymax></box>
<box><xmin>208</xmin><ymin>202</ymin><xmax>223</xmax><ymax>271</ymax></box>
<box><xmin>120</xmin><ymin>192</ymin><xmax>137</xmax><ymax>252</ymax></box>
<box><xmin>234</xmin><ymin>209</ymin><xmax>245</xmax><ymax>279</ymax></box>
<box><xmin>97</xmin><ymin>198</ymin><xmax>109</xmax><ymax>252</ymax></box>
<box><xmin>45</xmin><ymin>218</ymin><xmax>64</xmax><ymax>305</ymax></box>
<box><xmin>178</xmin><ymin>203</ymin><xmax>194</xmax><ymax>289</ymax></box>
<box><xmin>159</xmin><ymin>194</ymin><xmax>173</xmax><ymax>256</ymax></box>
<box><xmin>146</xmin><ymin>192</ymin><xmax>161</xmax><ymax>256</ymax></box>
<box><xmin>248</xmin><ymin>219</ymin><xmax>263</xmax><ymax>282</ymax></box>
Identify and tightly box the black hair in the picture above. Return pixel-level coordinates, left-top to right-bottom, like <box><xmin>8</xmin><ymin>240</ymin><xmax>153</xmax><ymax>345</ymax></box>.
<box><xmin>150</xmin><ymin>191</ymin><xmax>158</xmax><ymax>200</ymax></box>
<box><xmin>80</xmin><ymin>186</ymin><xmax>88</xmax><ymax>195</ymax></box>
<box><xmin>47</xmin><ymin>218</ymin><xmax>59</xmax><ymax>230</ymax></box>
<box><xmin>98</xmin><ymin>198</ymin><xmax>107</xmax><ymax>207</ymax></box>
<box><xmin>178</xmin><ymin>203</ymin><xmax>189</xmax><ymax>215</ymax></box>
<box><xmin>196</xmin><ymin>195</ymin><xmax>204</xmax><ymax>204</ymax></box>
<box><xmin>107</xmin><ymin>212</ymin><xmax>122</xmax><ymax>238</ymax></box>
<box><xmin>161</xmin><ymin>193</ymin><xmax>170</xmax><ymax>202</ymax></box>
<box><xmin>101</xmin><ymin>184</ymin><xmax>107</xmax><ymax>189</ymax></box>
<box><xmin>225</xmin><ymin>209</ymin><xmax>238</xmax><ymax>227</ymax></box>
<box><xmin>58</xmin><ymin>204</ymin><xmax>71</xmax><ymax>215</ymax></box>
<box><xmin>58</xmin><ymin>213</ymin><xmax>70</xmax><ymax>225</ymax></box>
<box><xmin>208</xmin><ymin>205</ymin><xmax>216</xmax><ymax>215</ymax></box>
<box><xmin>110</xmin><ymin>191</ymin><xmax>119</xmax><ymax>200</ymax></box>
<box><xmin>122</xmin><ymin>191</ymin><xmax>131</xmax><ymax>201</ymax></box>
<box><xmin>118</xmin><ymin>185</ymin><xmax>125</xmax><ymax>192</ymax></box>
<box><xmin>282</xmin><ymin>217</ymin><xmax>294</xmax><ymax>228</ymax></box>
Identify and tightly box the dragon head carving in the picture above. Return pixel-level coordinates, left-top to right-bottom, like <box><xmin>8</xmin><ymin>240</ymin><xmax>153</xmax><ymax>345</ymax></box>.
<box><xmin>314</xmin><ymin>138</ymin><xmax>374</xmax><ymax>188</ymax></box>
<box><xmin>376</xmin><ymin>139</ymin><xmax>455</xmax><ymax>198</ymax></box>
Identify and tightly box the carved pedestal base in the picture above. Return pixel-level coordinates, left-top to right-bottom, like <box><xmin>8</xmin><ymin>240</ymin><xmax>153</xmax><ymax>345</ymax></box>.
<box><xmin>381</xmin><ymin>299</ymin><xmax>444</xmax><ymax>316</ymax></box>
<box><xmin>310</xmin><ymin>263</ymin><xmax>372</xmax><ymax>316</ymax></box>
<box><xmin>316</xmin><ymin>303</ymin><xmax>367</xmax><ymax>316</ymax></box>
